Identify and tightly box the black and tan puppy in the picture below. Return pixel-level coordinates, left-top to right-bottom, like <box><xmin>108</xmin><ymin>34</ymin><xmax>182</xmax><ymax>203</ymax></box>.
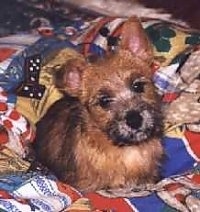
<box><xmin>33</xmin><ymin>17</ymin><xmax>163</xmax><ymax>193</ymax></box>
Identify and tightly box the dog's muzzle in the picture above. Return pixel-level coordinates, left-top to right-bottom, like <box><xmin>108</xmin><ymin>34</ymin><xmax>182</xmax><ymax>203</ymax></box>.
<box><xmin>106</xmin><ymin>107</ymin><xmax>163</xmax><ymax>146</ymax></box>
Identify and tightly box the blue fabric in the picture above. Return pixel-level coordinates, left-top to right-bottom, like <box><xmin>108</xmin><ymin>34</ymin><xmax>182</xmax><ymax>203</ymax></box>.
<box><xmin>161</xmin><ymin>136</ymin><xmax>196</xmax><ymax>178</ymax></box>
<box><xmin>129</xmin><ymin>193</ymin><xmax>165</xmax><ymax>212</ymax></box>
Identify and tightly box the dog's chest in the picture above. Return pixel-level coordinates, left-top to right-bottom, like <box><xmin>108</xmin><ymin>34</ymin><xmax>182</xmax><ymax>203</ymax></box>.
<box><xmin>122</xmin><ymin>148</ymin><xmax>146</xmax><ymax>167</ymax></box>
<box><xmin>76</xmin><ymin>129</ymin><xmax>152</xmax><ymax>172</ymax></box>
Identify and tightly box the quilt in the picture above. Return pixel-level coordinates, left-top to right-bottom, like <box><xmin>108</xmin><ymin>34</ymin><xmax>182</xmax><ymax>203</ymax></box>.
<box><xmin>0</xmin><ymin>1</ymin><xmax>200</xmax><ymax>211</ymax></box>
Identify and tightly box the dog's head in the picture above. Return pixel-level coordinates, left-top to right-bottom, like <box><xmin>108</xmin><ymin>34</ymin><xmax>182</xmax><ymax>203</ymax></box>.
<box><xmin>55</xmin><ymin>17</ymin><xmax>163</xmax><ymax>146</ymax></box>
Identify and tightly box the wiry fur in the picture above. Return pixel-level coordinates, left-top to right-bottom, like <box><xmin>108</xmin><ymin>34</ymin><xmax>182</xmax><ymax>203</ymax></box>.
<box><xmin>33</xmin><ymin>17</ymin><xmax>164</xmax><ymax>193</ymax></box>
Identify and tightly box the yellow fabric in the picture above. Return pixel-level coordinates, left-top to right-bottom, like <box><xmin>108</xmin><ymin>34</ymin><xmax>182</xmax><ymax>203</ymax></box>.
<box><xmin>0</xmin><ymin>147</ymin><xmax>30</xmax><ymax>174</ymax></box>
<box><xmin>16</xmin><ymin>48</ymin><xmax>81</xmax><ymax>124</ymax></box>
<box><xmin>65</xmin><ymin>198</ymin><xmax>93</xmax><ymax>211</ymax></box>
<box><xmin>153</xmin><ymin>28</ymin><xmax>193</xmax><ymax>66</ymax></box>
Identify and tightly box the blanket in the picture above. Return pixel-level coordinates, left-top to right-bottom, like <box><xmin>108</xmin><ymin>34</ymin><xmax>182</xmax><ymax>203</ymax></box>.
<box><xmin>0</xmin><ymin>1</ymin><xmax>200</xmax><ymax>211</ymax></box>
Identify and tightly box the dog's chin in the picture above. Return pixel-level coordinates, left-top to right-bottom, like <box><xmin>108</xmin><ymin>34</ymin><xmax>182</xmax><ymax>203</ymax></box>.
<box><xmin>107</xmin><ymin>126</ymin><xmax>156</xmax><ymax>146</ymax></box>
<box><xmin>106</xmin><ymin>112</ymin><xmax>163</xmax><ymax>146</ymax></box>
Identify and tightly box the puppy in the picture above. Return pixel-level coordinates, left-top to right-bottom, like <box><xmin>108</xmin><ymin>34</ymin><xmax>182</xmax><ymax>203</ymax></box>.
<box><xmin>33</xmin><ymin>17</ymin><xmax>163</xmax><ymax>193</ymax></box>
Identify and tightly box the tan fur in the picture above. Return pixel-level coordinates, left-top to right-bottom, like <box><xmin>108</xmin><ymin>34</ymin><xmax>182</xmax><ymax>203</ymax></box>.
<box><xmin>75</xmin><ymin>129</ymin><xmax>163</xmax><ymax>191</ymax></box>
<box><xmin>34</xmin><ymin>17</ymin><xmax>164</xmax><ymax>193</ymax></box>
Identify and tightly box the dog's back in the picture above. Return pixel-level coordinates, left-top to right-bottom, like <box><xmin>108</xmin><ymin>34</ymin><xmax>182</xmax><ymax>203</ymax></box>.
<box><xmin>33</xmin><ymin>95</ymin><xmax>83</xmax><ymax>185</ymax></box>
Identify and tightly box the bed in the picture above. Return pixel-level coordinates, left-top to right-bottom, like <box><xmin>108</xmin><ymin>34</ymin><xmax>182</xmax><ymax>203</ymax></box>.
<box><xmin>0</xmin><ymin>1</ymin><xmax>200</xmax><ymax>211</ymax></box>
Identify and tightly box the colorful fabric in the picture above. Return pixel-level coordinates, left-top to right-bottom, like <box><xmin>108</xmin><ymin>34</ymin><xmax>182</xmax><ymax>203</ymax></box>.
<box><xmin>69</xmin><ymin>17</ymin><xmax>200</xmax><ymax>65</ymax></box>
<box><xmin>0</xmin><ymin>87</ymin><xmax>35</xmax><ymax>158</ymax></box>
<box><xmin>0</xmin><ymin>33</ymin><xmax>75</xmax><ymax>93</ymax></box>
<box><xmin>0</xmin><ymin>3</ymin><xmax>200</xmax><ymax>211</ymax></box>
<box><xmin>154</xmin><ymin>46</ymin><xmax>200</xmax><ymax>132</ymax></box>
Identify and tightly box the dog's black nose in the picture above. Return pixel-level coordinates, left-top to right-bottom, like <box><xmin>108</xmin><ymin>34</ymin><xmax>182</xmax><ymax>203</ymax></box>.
<box><xmin>125</xmin><ymin>110</ymin><xmax>143</xmax><ymax>129</ymax></box>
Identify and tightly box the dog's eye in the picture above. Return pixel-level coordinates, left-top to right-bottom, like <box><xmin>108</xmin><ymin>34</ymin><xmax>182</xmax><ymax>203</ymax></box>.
<box><xmin>131</xmin><ymin>81</ymin><xmax>146</xmax><ymax>93</ymax></box>
<box><xmin>98</xmin><ymin>95</ymin><xmax>112</xmax><ymax>109</ymax></box>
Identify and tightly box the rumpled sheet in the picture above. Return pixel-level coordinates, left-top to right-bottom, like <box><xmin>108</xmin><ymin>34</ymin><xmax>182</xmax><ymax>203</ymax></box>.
<box><xmin>0</xmin><ymin>1</ymin><xmax>200</xmax><ymax>211</ymax></box>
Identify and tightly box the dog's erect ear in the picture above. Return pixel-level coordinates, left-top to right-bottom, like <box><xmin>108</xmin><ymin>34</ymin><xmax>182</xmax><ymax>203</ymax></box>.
<box><xmin>55</xmin><ymin>58</ymin><xmax>87</xmax><ymax>96</ymax></box>
<box><xmin>120</xmin><ymin>17</ymin><xmax>153</xmax><ymax>63</ymax></box>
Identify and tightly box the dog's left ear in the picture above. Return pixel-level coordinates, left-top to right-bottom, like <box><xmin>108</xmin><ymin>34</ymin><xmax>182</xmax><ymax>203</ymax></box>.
<box><xmin>120</xmin><ymin>17</ymin><xmax>153</xmax><ymax>63</ymax></box>
<box><xmin>54</xmin><ymin>58</ymin><xmax>87</xmax><ymax>96</ymax></box>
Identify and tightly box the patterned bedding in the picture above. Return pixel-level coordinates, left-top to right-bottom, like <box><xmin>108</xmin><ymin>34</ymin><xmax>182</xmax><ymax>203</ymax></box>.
<box><xmin>0</xmin><ymin>1</ymin><xmax>200</xmax><ymax>211</ymax></box>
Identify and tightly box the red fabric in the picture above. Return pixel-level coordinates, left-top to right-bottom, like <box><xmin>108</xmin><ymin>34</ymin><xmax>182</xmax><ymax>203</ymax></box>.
<box><xmin>86</xmin><ymin>193</ymin><xmax>133</xmax><ymax>212</ymax></box>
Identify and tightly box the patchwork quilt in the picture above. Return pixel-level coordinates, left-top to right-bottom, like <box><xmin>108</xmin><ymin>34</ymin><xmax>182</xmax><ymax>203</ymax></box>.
<box><xmin>0</xmin><ymin>1</ymin><xmax>200</xmax><ymax>211</ymax></box>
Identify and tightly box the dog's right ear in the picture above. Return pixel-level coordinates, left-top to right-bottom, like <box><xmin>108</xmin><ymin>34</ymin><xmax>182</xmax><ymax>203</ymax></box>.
<box><xmin>120</xmin><ymin>16</ymin><xmax>153</xmax><ymax>64</ymax></box>
<box><xmin>54</xmin><ymin>58</ymin><xmax>87</xmax><ymax>96</ymax></box>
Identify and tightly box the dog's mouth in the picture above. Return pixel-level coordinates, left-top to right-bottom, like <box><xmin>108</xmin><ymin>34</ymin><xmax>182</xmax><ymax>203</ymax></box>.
<box><xmin>106</xmin><ymin>107</ymin><xmax>163</xmax><ymax>146</ymax></box>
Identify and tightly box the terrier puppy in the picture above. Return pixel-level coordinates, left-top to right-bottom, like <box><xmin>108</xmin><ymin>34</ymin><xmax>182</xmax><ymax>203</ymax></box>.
<box><xmin>33</xmin><ymin>17</ymin><xmax>163</xmax><ymax>193</ymax></box>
